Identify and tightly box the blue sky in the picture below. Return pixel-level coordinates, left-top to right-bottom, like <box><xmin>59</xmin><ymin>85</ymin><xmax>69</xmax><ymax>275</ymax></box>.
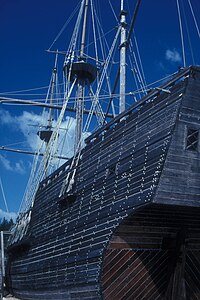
<box><xmin>0</xmin><ymin>0</ymin><xmax>200</xmax><ymax>220</ymax></box>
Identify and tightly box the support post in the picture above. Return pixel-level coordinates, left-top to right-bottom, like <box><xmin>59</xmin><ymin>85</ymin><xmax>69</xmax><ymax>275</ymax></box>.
<box><xmin>0</xmin><ymin>231</ymin><xmax>4</xmax><ymax>300</ymax></box>
<box><xmin>75</xmin><ymin>0</ymin><xmax>89</xmax><ymax>152</ymax></box>
<box><xmin>119</xmin><ymin>0</ymin><xmax>127</xmax><ymax>114</ymax></box>
<box><xmin>75</xmin><ymin>81</ymin><xmax>84</xmax><ymax>152</ymax></box>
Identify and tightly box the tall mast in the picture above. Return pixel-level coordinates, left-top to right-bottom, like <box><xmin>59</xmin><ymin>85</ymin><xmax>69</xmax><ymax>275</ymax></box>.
<box><xmin>63</xmin><ymin>0</ymin><xmax>97</xmax><ymax>153</ymax></box>
<box><xmin>80</xmin><ymin>0</ymin><xmax>89</xmax><ymax>58</ymax></box>
<box><xmin>75</xmin><ymin>0</ymin><xmax>89</xmax><ymax>152</ymax></box>
<box><xmin>37</xmin><ymin>53</ymin><xmax>58</xmax><ymax>146</ymax></box>
<box><xmin>119</xmin><ymin>0</ymin><xmax>127</xmax><ymax>113</ymax></box>
<box><xmin>48</xmin><ymin>51</ymin><xmax>58</xmax><ymax>129</ymax></box>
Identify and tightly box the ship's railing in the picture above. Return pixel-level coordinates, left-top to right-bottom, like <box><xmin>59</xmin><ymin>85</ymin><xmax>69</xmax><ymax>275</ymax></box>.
<box><xmin>38</xmin><ymin>156</ymin><xmax>73</xmax><ymax>192</ymax></box>
<box><xmin>39</xmin><ymin>67</ymin><xmax>193</xmax><ymax>202</ymax></box>
<box><xmin>8</xmin><ymin>210</ymin><xmax>32</xmax><ymax>245</ymax></box>
<box><xmin>37</xmin><ymin>67</ymin><xmax>193</xmax><ymax>195</ymax></box>
<box><xmin>85</xmin><ymin>66</ymin><xmax>192</xmax><ymax>145</ymax></box>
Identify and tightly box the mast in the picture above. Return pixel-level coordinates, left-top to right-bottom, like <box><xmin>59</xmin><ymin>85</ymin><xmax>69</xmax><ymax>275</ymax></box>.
<box><xmin>75</xmin><ymin>0</ymin><xmax>89</xmax><ymax>152</ymax></box>
<box><xmin>37</xmin><ymin>53</ymin><xmax>59</xmax><ymax>145</ymax></box>
<box><xmin>119</xmin><ymin>0</ymin><xmax>127</xmax><ymax>113</ymax></box>
<box><xmin>80</xmin><ymin>0</ymin><xmax>89</xmax><ymax>58</ymax></box>
<box><xmin>37</xmin><ymin>53</ymin><xmax>58</xmax><ymax>178</ymax></box>
<box><xmin>48</xmin><ymin>51</ymin><xmax>58</xmax><ymax>129</ymax></box>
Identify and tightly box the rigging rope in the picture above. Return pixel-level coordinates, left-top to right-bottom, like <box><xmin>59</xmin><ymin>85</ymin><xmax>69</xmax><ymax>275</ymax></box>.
<box><xmin>84</xmin><ymin>27</ymin><xmax>121</xmax><ymax>130</ymax></box>
<box><xmin>133</xmin><ymin>31</ymin><xmax>147</xmax><ymax>90</ymax></box>
<box><xmin>94</xmin><ymin>6</ymin><xmax>111</xmax><ymax>60</ymax></box>
<box><xmin>176</xmin><ymin>0</ymin><xmax>186</xmax><ymax>67</ymax></box>
<box><xmin>128</xmin><ymin>57</ymin><xmax>140</xmax><ymax>101</ymax></box>
<box><xmin>108</xmin><ymin>0</ymin><xmax>118</xmax><ymax>23</ymax></box>
<box><xmin>56</xmin><ymin>117</ymin><xmax>74</xmax><ymax>169</ymax></box>
<box><xmin>19</xmin><ymin>79</ymin><xmax>77</xmax><ymax>213</ymax></box>
<box><xmin>187</xmin><ymin>0</ymin><xmax>200</xmax><ymax>39</ymax></box>
<box><xmin>181</xmin><ymin>0</ymin><xmax>195</xmax><ymax>65</ymax></box>
<box><xmin>0</xmin><ymin>177</ymin><xmax>9</xmax><ymax>213</ymax></box>
<box><xmin>91</xmin><ymin>0</ymin><xmax>99</xmax><ymax>64</ymax></box>
<box><xmin>65</xmin><ymin>0</ymin><xmax>85</xmax><ymax>64</ymax></box>
<box><xmin>0</xmin><ymin>85</ymin><xmax>52</xmax><ymax>95</ymax></box>
<box><xmin>129</xmin><ymin>39</ymin><xmax>147</xmax><ymax>96</ymax></box>
<box><xmin>48</xmin><ymin>1</ymin><xmax>81</xmax><ymax>50</ymax></box>
<box><xmin>2</xmin><ymin>141</ymin><xmax>27</xmax><ymax>148</ymax></box>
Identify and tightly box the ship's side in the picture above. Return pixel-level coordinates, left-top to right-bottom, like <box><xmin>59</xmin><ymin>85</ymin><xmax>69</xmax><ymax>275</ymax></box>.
<box><xmin>154</xmin><ymin>67</ymin><xmax>200</xmax><ymax>207</ymax></box>
<box><xmin>6</xmin><ymin>67</ymin><xmax>200</xmax><ymax>300</ymax></box>
<box><xmin>101</xmin><ymin>67</ymin><xmax>200</xmax><ymax>300</ymax></box>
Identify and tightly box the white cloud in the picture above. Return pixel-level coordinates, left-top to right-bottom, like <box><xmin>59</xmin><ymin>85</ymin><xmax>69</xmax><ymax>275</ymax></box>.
<box><xmin>15</xmin><ymin>160</ymin><xmax>26</xmax><ymax>175</ymax></box>
<box><xmin>0</xmin><ymin>209</ymin><xmax>17</xmax><ymax>221</ymax></box>
<box><xmin>0</xmin><ymin>110</ymin><xmax>49</xmax><ymax>150</ymax></box>
<box><xmin>1</xmin><ymin>111</ymin><xmax>44</xmax><ymax>149</ymax></box>
<box><xmin>0</xmin><ymin>154</ymin><xmax>12</xmax><ymax>171</ymax></box>
<box><xmin>0</xmin><ymin>110</ymin><xmax>83</xmax><ymax>157</ymax></box>
<box><xmin>0</xmin><ymin>109</ymin><xmax>92</xmax><ymax>174</ymax></box>
<box><xmin>0</xmin><ymin>110</ymin><xmax>14</xmax><ymax>125</ymax></box>
<box><xmin>0</xmin><ymin>154</ymin><xmax>26</xmax><ymax>174</ymax></box>
<box><xmin>52</xmin><ymin>115</ymin><xmax>76</xmax><ymax>159</ymax></box>
<box><xmin>0</xmin><ymin>110</ymin><xmax>78</xmax><ymax>168</ymax></box>
<box><xmin>165</xmin><ymin>49</ymin><xmax>182</xmax><ymax>63</ymax></box>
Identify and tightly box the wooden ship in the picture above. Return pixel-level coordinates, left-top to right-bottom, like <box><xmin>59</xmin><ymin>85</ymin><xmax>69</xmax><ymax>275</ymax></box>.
<box><xmin>3</xmin><ymin>0</ymin><xmax>200</xmax><ymax>299</ymax></box>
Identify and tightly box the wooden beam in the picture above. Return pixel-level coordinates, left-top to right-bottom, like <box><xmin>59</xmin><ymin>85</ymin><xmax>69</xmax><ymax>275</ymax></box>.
<box><xmin>0</xmin><ymin>146</ymin><xmax>69</xmax><ymax>160</ymax></box>
<box><xmin>0</xmin><ymin>97</ymin><xmax>113</xmax><ymax>118</ymax></box>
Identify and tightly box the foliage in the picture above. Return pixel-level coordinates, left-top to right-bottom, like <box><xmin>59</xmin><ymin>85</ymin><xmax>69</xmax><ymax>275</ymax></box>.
<box><xmin>0</xmin><ymin>218</ymin><xmax>14</xmax><ymax>232</ymax></box>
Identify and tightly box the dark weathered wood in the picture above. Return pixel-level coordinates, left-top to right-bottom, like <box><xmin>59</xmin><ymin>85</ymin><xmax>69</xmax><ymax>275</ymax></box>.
<box><xmin>101</xmin><ymin>204</ymin><xmax>200</xmax><ymax>300</ymax></box>
<box><xmin>6</xmin><ymin>66</ymin><xmax>200</xmax><ymax>299</ymax></box>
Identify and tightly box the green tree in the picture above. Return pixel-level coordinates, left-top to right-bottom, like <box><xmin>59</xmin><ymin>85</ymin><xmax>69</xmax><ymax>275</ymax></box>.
<box><xmin>0</xmin><ymin>218</ymin><xmax>14</xmax><ymax>231</ymax></box>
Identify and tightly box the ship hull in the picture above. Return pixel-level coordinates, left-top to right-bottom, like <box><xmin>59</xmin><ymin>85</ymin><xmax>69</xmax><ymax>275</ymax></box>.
<box><xmin>6</xmin><ymin>67</ymin><xmax>200</xmax><ymax>299</ymax></box>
